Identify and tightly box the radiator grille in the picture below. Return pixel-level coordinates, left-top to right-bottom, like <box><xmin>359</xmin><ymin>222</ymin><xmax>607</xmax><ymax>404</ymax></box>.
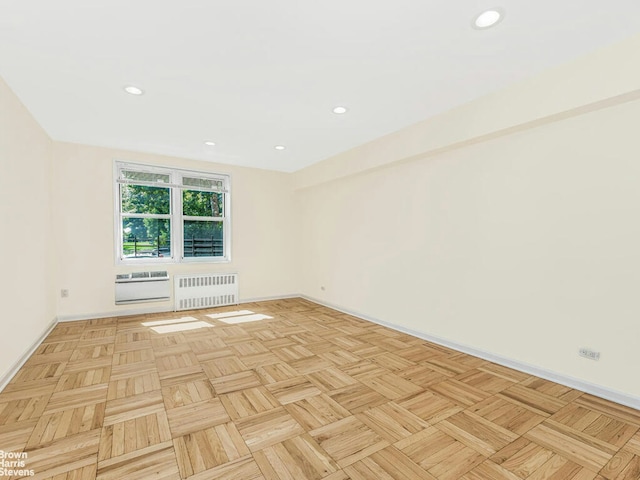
<box><xmin>174</xmin><ymin>273</ymin><xmax>238</xmax><ymax>311</ymax></box>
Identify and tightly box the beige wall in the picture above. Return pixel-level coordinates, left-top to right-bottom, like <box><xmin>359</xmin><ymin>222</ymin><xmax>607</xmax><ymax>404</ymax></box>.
<box><xmin>0</xmin><ymin>77</ymin><xmax>55</xmax><ymax>381</ymax></box>
<box><xmin>295</xmin><ymin>32</ymin><xmax>640</xmax><ymax>190</ymax></box>
<box><xmin>295</xmin><ymin>95</ymin><xmax>640</xmax><ymax>401</ymax></box>
<box><xmin>52</xmin><ymin>142</ymin><xmax>297</xmax><ymax>319</ymax></box>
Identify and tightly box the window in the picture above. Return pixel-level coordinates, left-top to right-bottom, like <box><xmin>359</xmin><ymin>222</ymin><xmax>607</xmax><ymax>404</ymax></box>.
<box><xmin>115</xmin><ymin>162</ymin><xmax>230</xmax><ymax>263</ymax></box>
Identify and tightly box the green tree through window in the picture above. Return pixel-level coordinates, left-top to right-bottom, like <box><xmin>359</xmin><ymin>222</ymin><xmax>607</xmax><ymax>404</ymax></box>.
<box><xmin>116</xmin><ymin>163</ymin><xmax>230</xmax><ymax>262</ymax></box>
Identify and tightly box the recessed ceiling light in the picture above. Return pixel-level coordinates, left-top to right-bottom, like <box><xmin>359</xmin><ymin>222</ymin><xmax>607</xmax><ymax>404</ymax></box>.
<box><xmin>204</xmin><ymin>141</ymin><xmax>216</xmax><ymax>146</ymax></box>
<box><xmin>274</xmin><ymin>145</ymin><xmax>286</xmax><ymax>151</ymax></box>
<box><xmin>473</xmin><ymin>8</ymin><xmax>504</xmax><ymax>29</ymax></box>
<box><xmin>124</xmin><ymin>85</ymin><xmax>144</xmax><ymax>95</ymax></box>
<box><xmin>332</xmin><ymin>106</ymin><xmax>348</xmax><ymax>114</ymax></box>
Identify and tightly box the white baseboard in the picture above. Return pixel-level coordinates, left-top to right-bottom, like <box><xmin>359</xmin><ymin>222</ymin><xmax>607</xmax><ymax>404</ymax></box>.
<box><xmin>57</xmin><ymin>294</ymin><xmax>300</xmax><ymax>323</ymax></box>
<box><xmin>0</xmin><ymin>318</ymin><xmax>58</xmax><ymax>392</ymax></box>
<box><xmin>240</xmin><ymin>294</ymin><xmax>299</xmax><ymax>303</ymax></box>
<box><xmin>57</xmin><ymin>305</ymin><xmax>175</xmax><ymax>322</ymax></box>
<box><xmin>301</xmin><ymin>295</ymin><xmax>640</xmax><ymax>411</ymax></box>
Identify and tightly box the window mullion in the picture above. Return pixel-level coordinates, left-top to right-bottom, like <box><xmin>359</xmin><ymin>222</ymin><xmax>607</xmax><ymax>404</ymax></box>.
<box><xmin>172</xmin><ymin>171</ymin><xmax>181</xmax><ymax>261</ymax></box>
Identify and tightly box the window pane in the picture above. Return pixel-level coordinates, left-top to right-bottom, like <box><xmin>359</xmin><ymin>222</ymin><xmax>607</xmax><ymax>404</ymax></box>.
<box><xmin>122</xmin><ymin>218</ymin><xmax>171</xmax><ymax>258</ymax></box>
<box><xmin>183</xmin><ymin>220</ymin><xmax>223</xmax><ymax>257</ymax></box>
<box><xmin>121</xmin><ymin>184</ymin><xmax>170</xmax><ymax>214</ymax></box>
<box><xmin>183</xmin><ymin>176</ymin><xmax>224</xmax><ymax>191</ymax></box>
<box><xmin>183</xmin><ymin>190</ymin><xmax>223</xmax><ymax>217</ymax></box>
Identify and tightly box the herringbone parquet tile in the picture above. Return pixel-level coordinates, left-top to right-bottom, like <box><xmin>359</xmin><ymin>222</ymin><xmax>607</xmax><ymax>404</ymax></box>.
<box><xmin>0</xmin><ymin>298</ymin><xmax>638</xmax><ymax>479</ymax></box>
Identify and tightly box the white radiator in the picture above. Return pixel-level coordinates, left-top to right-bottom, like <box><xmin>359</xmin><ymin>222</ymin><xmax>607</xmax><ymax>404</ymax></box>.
<box><xmin>115</xmin><ymin>271</ymin><xmax>170</xmax><ymax>304</ymax></box>
<box><xmin>174</xmin><ymin>273</ymin><xmax>238</xmax><ymax>311</ymax></box>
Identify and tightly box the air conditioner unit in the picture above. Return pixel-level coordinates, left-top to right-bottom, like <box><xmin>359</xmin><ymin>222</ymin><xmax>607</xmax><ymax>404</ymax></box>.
<box><xmin>115</xmin><ymin>271</ymin><xmax>170</xmax><ymax>304</ymax></box>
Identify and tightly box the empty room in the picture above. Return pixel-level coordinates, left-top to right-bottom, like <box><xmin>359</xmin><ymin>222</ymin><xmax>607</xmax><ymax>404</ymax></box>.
<box><xmin>1</xmin><ymin>1</ymin><xmax>640</xmax><ymax>479</ymax></box>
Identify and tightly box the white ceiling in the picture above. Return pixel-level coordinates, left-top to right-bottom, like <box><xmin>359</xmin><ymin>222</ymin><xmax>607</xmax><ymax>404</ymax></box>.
<box><xmin>2</xmin><ymin>1</ymin><xmax>640</xmax><ymax>172</ymax></box>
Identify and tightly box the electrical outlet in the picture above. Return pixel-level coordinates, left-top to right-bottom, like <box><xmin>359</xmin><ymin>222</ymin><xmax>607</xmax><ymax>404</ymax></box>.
<box><xmin>61</xmin><ymin>289</ymin><xmax>69</xmax><ymax>298</ymax></box>
<box><xmin>579</xmin><ymin>347</ymin><xmax>600</xmax><ymax>361</ymax></box>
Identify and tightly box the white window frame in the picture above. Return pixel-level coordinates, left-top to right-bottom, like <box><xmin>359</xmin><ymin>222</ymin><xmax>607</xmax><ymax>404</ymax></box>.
<box><xmin>114</xmin><ymin>161</ymin><xmax>231</xmax><ymax>265</ymax></box>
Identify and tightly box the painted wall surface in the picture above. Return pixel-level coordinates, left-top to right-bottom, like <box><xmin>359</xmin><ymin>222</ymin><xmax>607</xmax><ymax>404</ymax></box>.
<box><xmin>295</xmin><ymin>97</ymin><xmax>640</xmax><ymax>398</ymax></box>
<box><xmin>51</xmin><ymin>142</ymin><xmax>297</xmax><ymax>319</ymax></box>
<box><xmin>0</xmin><ymin>77</ymin><xmax>55</xmax><ymax>380</ymax></box>
<box><xmin>295</xmin><ymin>32</ymin><xmax>640</xmax><ymax>190</ymax></box>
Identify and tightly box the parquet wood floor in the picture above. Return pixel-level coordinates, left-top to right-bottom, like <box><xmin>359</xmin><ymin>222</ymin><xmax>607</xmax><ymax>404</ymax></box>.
<box><xmin>1</xmin><ymin>298</ymin><xmax>639</xmax><ymax>479</ymax></box>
